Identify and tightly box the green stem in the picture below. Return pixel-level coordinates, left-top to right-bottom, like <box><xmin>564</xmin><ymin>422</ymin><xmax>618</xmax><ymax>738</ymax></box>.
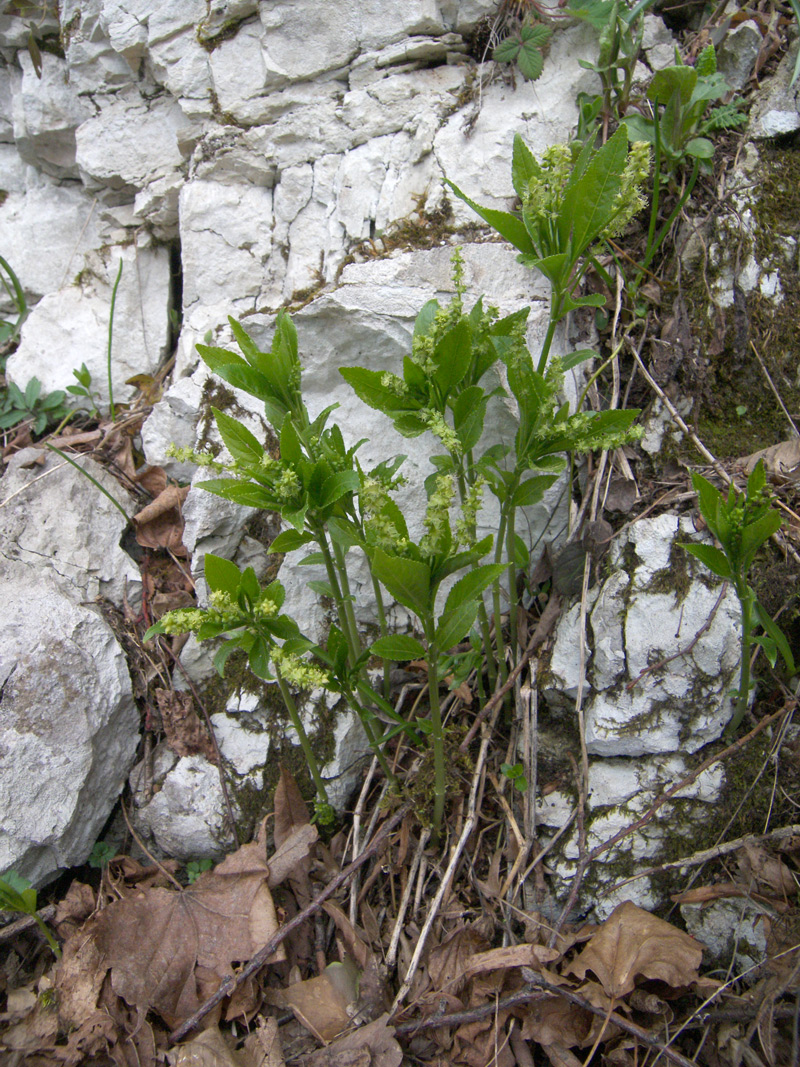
<box><xmin>537</xmin><ymin>314</ymin><xmax>560</xmax><ymax>376</ymax></box>
<box><xmin>424</xmin><ymin>627</ymin><xmax>446</xmax><ymax>840</ymax></box>
<box><xmin>34</xmin><ymin>913</ymin><xmax>61</xmax><ymax>959</ymax></box>
<box><xmin>492</xmin><ymin>508</ymin><xmax>510</xmax><ymax>688</ymax></box>
<box><xmin>727</xmin><ymin>578</ymin><xmax>754</xmax><ymax>736</ymax></box>
<box><xmin>505</xmin><ymin>502</ymin><xmax>519</xmax><ymax>667</ymax></box>
<box><xmin>454</xmin><ymin>464</ymin><xmax>497</xmax><ymax>690</ymax></box>
<box><xmin>107</xmin><ymin>258</ymin><xmax>123</xmax><ymax>423</ymax></box>
<box><xmin>275</xmin><ymin>666</ymin><xmax>330</xmax><ymax>804</ymax></box>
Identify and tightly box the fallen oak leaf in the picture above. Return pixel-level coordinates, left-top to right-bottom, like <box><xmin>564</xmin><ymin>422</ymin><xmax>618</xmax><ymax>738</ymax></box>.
<box><xmin>461</xmin><ymin>942</ymin><xmax>561</xmax><ymax>980</ymax></box>
<box><xmin>566</xmin><ymin>901</ymin><xmax>703</xmax><ymax>1000</ymax></box>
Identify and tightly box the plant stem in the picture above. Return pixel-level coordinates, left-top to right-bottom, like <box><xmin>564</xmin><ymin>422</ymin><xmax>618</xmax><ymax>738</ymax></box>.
<box><xmin>107</xmin><ymin>258</ymin><xmax>123</xmax><ymax>422</ymax></box>
<box><xmin>424</xmin><ymin>627</ymin><xmax>446</xmax><ymax>840</ymax></box>
<box><xmin>727</xmin><ymin>579</ymin><xmax>754</xmax><ymax>736</ymax></box>
<box><xmin>274</xmin><ymin>665</ymin><xmax>330</xmax><ymax>804</ymax></box>
<box><xmin>34</xmin><ymin>913</ymin><xmax>61</xmax><ymax>958</ymax></box>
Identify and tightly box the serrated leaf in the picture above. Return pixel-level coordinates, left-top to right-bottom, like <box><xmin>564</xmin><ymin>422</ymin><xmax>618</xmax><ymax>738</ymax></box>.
<box><xmin>681</xmin><ymin>542</ymin><xmax>733</xmax><ymax>581</ymax></box>
<box><xmin>370</xmin><ymin>634</ymin><xmax>427</xmax><ymax>661</ymax></box>
<box><xmin>371</xmin><ymin>548</ymin><xmax>431</xmax><ymax>618</ymax></box>
<box><xmin>306</xmin><ymin>580</ymin><xmax>334</xmax><ymax>597</ymax></box>
<box><xmin>517</xmin><ymin>39</ymin><xmax>546</xmax><ymax>81</ymax></box>
<box><xmin>204</xmin><ymin>553</ymin><xmax>242</xmax><ymax>596</ymax></box>
<box><xmin>198</xmin><ymin>479</ymin><xmax>276</xmax><ymax>509</ymax></box>
<box><xmin>213</xmin><ymin>408</ymin><xmax>265</xmax><ymax>464</ymax></box>
<box><xmin>436</xmin><ymin>599</ymin><xmax>479</xmax><ymax>651</ymax></box>
<box><xmin>269</xmin><ymin>529</ymin><xmax>314</xmax><ymax>553</ymax></box>
<box><xmin>444</xmin><ymin>179</ymin><xmax>535</xmax><ymax>256</ymax></box>
<box><xmin>443</xmin><ymin>563</ymin><xmax>507</xmax><ymax>616</ymax></box>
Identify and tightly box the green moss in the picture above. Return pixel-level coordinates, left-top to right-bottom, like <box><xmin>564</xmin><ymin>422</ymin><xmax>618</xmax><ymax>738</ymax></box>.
<box><xmin>685</xmin><ymin>145</ymin><xmax>800</xmax><ymax>461</ymax></box>
<box><xmin>645</xmin><ymin>538</ymin><xmax>692</xmax><ymax>604</ymax></box>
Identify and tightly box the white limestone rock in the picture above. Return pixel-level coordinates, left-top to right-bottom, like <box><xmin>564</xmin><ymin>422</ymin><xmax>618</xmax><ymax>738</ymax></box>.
<box><xmin>12</xmin><ymin>51</ymin><xmax>94</xmax><ymax>179</ymax></box>
<box><xmin>179</xmin><ymin>180</ymin><xmax>274</xmax><ymax>317</ymax></box>
<box><xmin>140</xmin><ymin>373</ymin><xmax>206</xmax><ymax>479</ymax></box>
<box><xmin>546</xmin><ymin>514</ymin><xmax>742</xmax><ymax>757</ymax></box>
<box><xmin>681</xmin><ymin>899</ymin><xmax>769</xmax><ymax>975</ymax></box>
<box><xmin>0</xmin><ymin>181</ymin><xmax>102</xmax><ymax>301</ymax></box>
<box><xmin>0</xmin><ymin>449</ymin><xmax>140</xmax><ymax>609</ymax></box>
<box><xmin>7</xmin><ymin>241</ymin><xmax>171</xmax><ymax>404</ymax></box>
<box><xmin>0</xmin><ymin>556</ymin><xmax>138</xmax><ymax>887</ymax></box>
<box><xmin>748</xmin><ymin>46</ymin><xmax>800</xmax><ymax>139</ymax></box>
<box><xmin>75</xmin><ymin>88</ymin><xmax>187</xmax><ymax>197</ymax></box>
<box><xmin>60</xmin><ymin>0</ymin><xmax>136</xmax><ymax>93</ymax></box>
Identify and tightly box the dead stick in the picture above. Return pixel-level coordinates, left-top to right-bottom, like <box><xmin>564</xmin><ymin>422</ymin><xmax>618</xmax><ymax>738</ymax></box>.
<box><xmin>589</xmin><ymin>701</ymin><xmax>794</xmax><ymax>865</ymax></box>
<box><xmin>168</xmin><ymin>801</ymin><xmax>413</xmax><ymax>1045</ymax></box>
<box><xmin>459</xmin><ymin>594</ymin><xmax>561</xmax><ymax>752</ymax></box>
<box><xmin>520</xmin><ymin>970</ymin><xmax>700</xmax><ymax>1067</ymax></box>
<box><xmin>626</xmin><ymin>584</ymin><xmax>727</xmax><ymax>690</ymax></box>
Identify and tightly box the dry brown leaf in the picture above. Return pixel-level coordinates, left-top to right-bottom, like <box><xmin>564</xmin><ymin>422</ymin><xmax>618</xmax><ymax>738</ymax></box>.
<box><xmin>737</xmin><ymin>842</ymin><xmax>798</xmax><ymax>898</ymax></box>
<box><xmin>462</xmin><ymin>942</ymin><xmax>561</xmax><ymax>979</ymax></box>
<box><xmin>281</xmin><ymin>962</ymin><xmax>359</xmax><ymax>1043</ymax></box>
<box><xmin>302</xmin><ymin>1013</ymin><xmax>402</xmax><ymax>1067</ymax></box>
<box><xmin>427</xmin><ymin>924</ymin><xmax>490</xmax><ymax>998</ymax></box>
<box><xmin>55</xmin><ymin>919</ymin><xmax>110</xmax><ymax>1029</ymax></box>
<box><xmin>0</xmin><ymin>997</ymin><xmax>59</xmax><ymax>1052</ymax></box>
<box><xmin>742</xmin><ymin>438</ymin><xmax>800</xmax><ymax>481</ymax></box>
<box><xmin>274</xmin><ymin>765</ymin><xmax>311</xmax><ymax>845</ymax></box>
<box><xmin>156</xmin><ymin>688</ymin><xmax>218</xmax><ymax>762</ymax></box>
<box><xmin>170</xmin><ymin>1026</ymin><xmax>253</xmax><ymax>1066</ymax></box>
<box><xmin>671</xmin><ymin>883</ymin><xmax>791</xmax><ymax>912</ymax></box>
<box><xmin>604</xmin><ymin>477</ymin><xmax>639</xmax><ymax>514</ymax></box>
<box><xmin>267</xmin><ymin>823</ymin><xmax>319</xmax><ymax>888</ymax></box>
<box><xmin>566</xmin><ymin>901</ymin><xmax>703</xmax><ymax>1000</ymax></box>
<box><xmin>54</xmin><ymin>880</ymin><xmax>96</xmax><ymax>939</ymax></box>
<box><xmin>243</xmin><ymin>1017</ymin><xmax>286</xmax><ymax>1067</ymax></box>
<box><xmin>133</xmin><ymin>484</ymin><xmax>190</xmax><ymax>552</ymax></box>
<box><xmin>86</xmin><ymin>828</ymin><xmax>283</xmax><ymax>1027</ymax></box>
<box><xmin>520</xmin><ymin>995</ymin><xmax>592</xmax><ymax>1049</ymax></box>
<box><xmin>540</xmin><ymin>1043</ymin><xmax>584</xmax><ymax>1067</ymax></box>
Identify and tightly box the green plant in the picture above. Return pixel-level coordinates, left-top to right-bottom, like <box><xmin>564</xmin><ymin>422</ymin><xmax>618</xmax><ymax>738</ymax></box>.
<box><xmin>186</xmin><ymin>858</ymin><xmax>214</xmax><ymax>883</ymax></box>
<box><xmin>569</xmin><ymin>0</ymin><xmax>656</xmax><ymax>141</ymax></box>
<box><xmin>446</xmin><ymin>126</ymin><xmax>650</xmax><ymax>372</ymax></box>
<box><xmin>0</xmin><ymin>871</ymin><xmax>61</xmax><ymax>958</ymax></box>
<box><xmin>0</xmin><ymin>255</ymin><xmax>28</xmax><ymax>353</ymax></box>
<box><xmin>681</xmin><ymin>460</ymin><xmax>795</xmax><ymax>736</ymax></box>
<box><xmin>0</xmin><ymin>377</ymin><xmax>71</xmax><ymax>435</ymax></box>
<box><xmin>88</xmin><ymin>840</ymin><xmax>116</xmax><ymax>868</ymax></box>
<box><xmin>492</xmin><ymin>19</ymin><xmax>552</xmax><ymax>81</ymax></box>
<box><xmin>146</xmin><ymin>133</ymin><xmax>645</xmax><ymax>839</ymax></box>
<box><xmin>66</xmin><ymin>362</ymin><xmax>103</xmax><ymax>418</ymax></box>
<box><xmin>501</xmin><ymin>762</ymin><xmax>528</xmax><ymax>792</ymax></box>
<box><xmin>624</xmin><ymin>44</ymin><xmax>746</xmax><ymax>177</ymax></box>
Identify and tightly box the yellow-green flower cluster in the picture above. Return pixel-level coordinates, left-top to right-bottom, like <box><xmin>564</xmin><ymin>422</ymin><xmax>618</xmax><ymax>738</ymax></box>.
<box><xmin>422</xmin><ymin>408</ymin><xmax>461</xmax><ymax>455</ymax></box>
<box><xmin>604</xmin><ymin>141</ymin><xmax>651</xmax><ymax>239</ymax></box>
<box><xmin>156</xmin><ymin>608</ymin><xmax>207</xmax><ymax>635</ymax></box>
<box><xmin>522</xmin><ymin>144</ymin><xmax>574</xmax><ymax>233</ymax></box>
<box><xmin>361</xmin><ymin>477</ymin><xmax>408</xmax><ymax>553</ymax></box>
<box><xmin>420</xmin><ymin>475</ymin><xmax>455</xmax><ymax>559</ymax></box>
<box><xmin>455</xmin><ymin>476</ymin><xmax>485</xmax><ymax>549</ymax></box>
<box><xmin>165</xmin><ymin>444</ymin><xmax>224</xmax><ymax>470</ymax></box>
<box><xmin>272</xmin><ymin>645</ymin><xmax>329</xmax><ymax>689</ymax></box>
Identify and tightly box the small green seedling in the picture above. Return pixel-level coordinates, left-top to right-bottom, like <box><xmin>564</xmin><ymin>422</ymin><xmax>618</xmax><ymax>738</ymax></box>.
<box><xmin>0</xmin><ymin>377</ymin><xmax>71</xmax><ymax>435</ymax></box>
<box><xmin>89</xmin><ymin>840</ymin><xmax>116</xmax><ymax>868</ymax></box>
<box><xmin>493</xmin><ymin>20</ymin><xmax>552</xmax><ymax>81</ymax></box>
<box><xmin>67</xmin><ymin>362</ymin><xmax>103</xmax><ymax>418</ymax></box>
<box><xmin>0</xmin><ymin>255</ymin><xmax>28</xmax><ymax>352</ymax></box>
<box><xmin>681</xmin><ymin>460</ymin><xmax>795</xmax><ymax>735</ymax></box>
<box><xmin>186</xmin><ymin>858</ymin><xmax>214</xmax><ymax>884</ymax></box>
<box><xmin>0</xmin><ymin>871</ymin><xmax>61</xmax><ymax>958</ymax></box>
<box><xmin>501</xmin><ymin>762</ymin><xmax>529</xmax><ymax>793</ymax></box>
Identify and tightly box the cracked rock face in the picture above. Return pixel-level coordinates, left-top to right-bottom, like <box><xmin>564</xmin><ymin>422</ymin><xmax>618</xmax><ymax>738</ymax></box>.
<box><xmin>0</xmin><ymin>557</ymin><xmax>139</xmax><ymax>886</ymax></box>
<box><xmin>546</xmin><ymin>513</ymin><xmax>742</xmax><ymax>757</ymax></box>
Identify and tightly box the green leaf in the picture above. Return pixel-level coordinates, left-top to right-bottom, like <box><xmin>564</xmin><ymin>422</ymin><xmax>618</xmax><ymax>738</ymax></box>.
<box><xmin>512</xmin><ymin>533</ymin><xmax>530</xmax><ymax>568</ymax></box>
<box><xmin>562</xmin><ymin>348</ymin><xmax>597</xmax><ymax>371</ymax></box>
<box><xmin>685</xmin><ymin>137</ymin><xmax>714</xmax><ymax>160</ymax></box>
<box><xmin>414</xmin><ymin>299</ymin><xmax>439</xmax><ymax>337</ymax></box>
<box><xmin>432</xmin><ymin>320</ymin><xmax>472</xmax><ymax>396</ymax></box>
<box><xmin>370</xmin><ymin>634</ymin><xmax>426</xmax><ymax>661</ymax></box>
<box><xmin>269</xmin><ymin>529</ymin><xmax>314</xmax><ymax>553</ymax></box>
<box><xmin>512</xmin><ymin>474</ymin><xmax>558</xmax><ymax>507</ymax></box>
<box><xmin>444</xmin><ymin>563</ymin><xmax>507</xmax><ymax>616</ymax></box>
<box><xmin>436</xmin><ymin>599</ymin><xmax>479</xmax><ymax>651</ymax></box>
<box><xmin>205</xmin><ymin>553</ymin><xmax>242</xmax><ymax>596</ymax></box>
<box><xmin>213</xmin><ymin>409</ymin><xmax>265</xmax><ymax>464</ymax></box>
<box><xmin>298</xmin><ymin>552</ymin><xmax>326</xmax><ymax>566</ymax></box>
<box><xmin>339</xmin><ymin>367</ymin><xmax>412</xmax><ymax>415</ymax></box>
<box><xmin>739</xmin><ymin>510</ymin><xmax>781</xmax><ymax>570</ymax></box>
<box><xmin>306</xmin><ymin>580</ymin><xmax>334</xmax><ymax>597</ymax></box>
<box><xmin>196</xmin><ymin>343</ymin><xmax>248</xmax><ymax>372</ymax></box>
<box><xmin>746</xmin><ymin>459</ymin><xmax>767</xmax><ymax>498</ymax></box>
<box><xmin>452</xmin><ymin>387</ymin><xmax>487</xmax><ymax>452</ymax></box>
<box><xmin>214</xmin><ymin>639</ymin><xmax>244</xmax><ymax>677</ymax></box>
<box><xmin>280</xmin><ymin>415</ymin><xmax>303</xmax><ymax>467</ymax></box>
<box><xmin>371</xmin><ymin>547</ymin><xmax>431</xmax><ymax>618</ymax></box>
<box><xmin>511</xmin><ymin>133</ymin><xmax>540</xmax><ymax>198</ymax></box>
<box><xmin>681</xmin><ymin>542</ymin><xmax>733</xmax><ymax>581</ymax></box>
<box><xmin>444</xmin><ymin>178</ymin><xmax>535</xmax><ymax>256</ymax></box>
<box><xmin>198</xmin><ymin>479</ymin><xmax>277</xmax><ymax>509</ymax></box>
<box><xmin>318</xmin><ymin>470</ymin><xmax>359</xmax><ymax>509</ymax></box>
<box><xmin>649</xmin><ymin>65</ymin><xmax>697</xmax><ymax>107</ymax></box>
<box><xmin>754</xmin><ymin>599</ymin><xmax>795</xmax><ymax>674</ymax></box>
<box><xmin>690</xmin><ymin>472</ymin><xmax>725</xmax><ymax>542</ymax></box>
<box><xmin>24</xmin><ymin>377</ymin><xmax>41</xmax><ymax>409</ymax></box>
<box><xmin>215</xmin><ymin>362</ymin><xmax>277</xmax><ymax>404</ymax></box>
<box><xmin>564</xmin><ymin>124</ymin><xmax>628</xmax><ymax>255</ymax></box>
<box><xmin>516</xmin><ymin>36</ymin><xmax>546</xmax><ymax>81</ymax></box>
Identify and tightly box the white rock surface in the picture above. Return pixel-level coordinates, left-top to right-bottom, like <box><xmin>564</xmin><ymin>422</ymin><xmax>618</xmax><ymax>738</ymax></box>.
<box><xmin>0</xmin><ymin>557</ymin><xmax>139</xmax><ymax>887</ymax></box>
<box><xmin>12</xmin><ymin>51</ymin><xmax>93</xmax><ymax>179</ymax></box>
<box><xmin>7</xmin><ymin>242</ymin><xmax>171</xmax><ymax>404</ymax></box>
<box><xmin>547</xmin><ymin>514</ymin><xmax>741</xmax><ymax>756</ymax></box>
<box><xmin>0</xmin><ymin>449</ymin><xmax>140</xmax><ymax>608</ymax></box>
<box><xmin>682</xmin><ymin>898</ymin><xmax>770</xmax><ymax>975</ymax></box>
